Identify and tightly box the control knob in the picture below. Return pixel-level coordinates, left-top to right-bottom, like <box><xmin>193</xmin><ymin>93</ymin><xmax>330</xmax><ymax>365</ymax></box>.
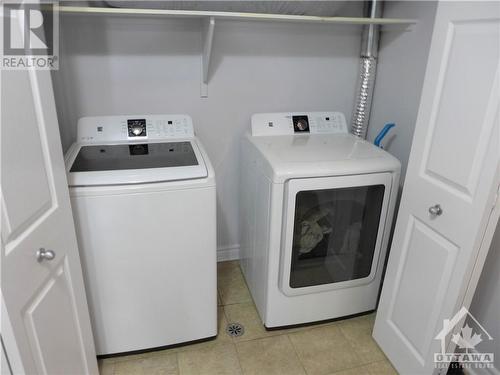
<box><xmin>296</xmin><ymin>120</ymin><xmax>308</xmax><ymax>131</ymax></box>
<box><xmin>131</xmin><ymin>125</ymin><xmax>143</xmax><ymax>136</ymax></box>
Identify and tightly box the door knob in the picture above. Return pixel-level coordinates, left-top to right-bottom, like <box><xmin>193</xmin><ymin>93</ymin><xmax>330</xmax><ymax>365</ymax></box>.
<box><xmin>428</xmin><ymin>204</ymin><xmax>443</xmax><ymax>216</ymax></box>
<box><xmin>36</xmin><ymin>248</ymin><xmax>56</xmax><ymax>262</ymax></box>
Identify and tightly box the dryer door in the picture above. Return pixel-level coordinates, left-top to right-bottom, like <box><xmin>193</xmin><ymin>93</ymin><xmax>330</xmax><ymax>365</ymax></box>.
<box><xmin>279</xmin><ymin>173</ymin><xmax>393</xmax><ymax>296</ymax></box>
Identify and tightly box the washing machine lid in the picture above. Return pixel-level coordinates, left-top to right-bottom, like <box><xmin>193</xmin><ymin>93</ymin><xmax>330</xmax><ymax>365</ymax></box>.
<box><xmin>66</xmin><ymin>140</ymin><xmax>208</xmax><ymax>186</ymax></box>
<box><xmin>248</xmin><ymin>133</ymin><xmax>401</xmax><ymax>182</ymax></box>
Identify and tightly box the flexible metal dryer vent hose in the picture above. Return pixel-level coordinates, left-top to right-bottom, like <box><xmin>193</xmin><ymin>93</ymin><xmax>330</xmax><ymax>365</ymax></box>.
<box><xmin>351</xmin><ymin>0</ymin><xmax>383</xmax><ymax>139</ymax></box>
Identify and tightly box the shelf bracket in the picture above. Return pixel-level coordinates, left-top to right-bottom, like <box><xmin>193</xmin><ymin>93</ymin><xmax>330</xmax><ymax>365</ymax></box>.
<box><xmin>201</xmin><ymin>16</ymin><xmax>215</xmax><ymax>97</ymax></box>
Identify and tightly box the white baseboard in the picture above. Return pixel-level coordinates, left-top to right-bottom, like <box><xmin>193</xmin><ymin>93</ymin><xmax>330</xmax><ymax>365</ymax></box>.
<box><xmin>217</xmin><ymin>244</ymin><xmax>240</xmax><ymax>262</ymax></box>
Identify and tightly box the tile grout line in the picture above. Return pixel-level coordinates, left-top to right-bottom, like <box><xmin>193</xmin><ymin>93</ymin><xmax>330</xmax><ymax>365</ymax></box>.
<box><xmin>219</xmin><ymin>302</ymin><xmax>233</xmax><ymax>343</ymax></box>
<box><xmin>232</xmin><ymin>337</ymin><xmax>247</xmax><ymax>374</ymax></box>
<box><xmin>220</xmin><ymin>300</ymin><xmax>253</xmax><ymax>307</ymax></box>
<box><xmin>217</xmin><ymin>289</ymin><xmax>222</xmax><ymax>306</ymax></box>
<box><xmin>111</xmin><ymin>261</ymin><xmax>385</xmax><ymax>375</ymax></box>
<box><xmin>333</xmin><ymin>321</ymin><xmax>385</xmax><ymax>371</ymax></box>
<box><xmin>174</xmin><ymin>350</ymin><xmax>180</xmax><ymax>375</ymax></box>
<box><xmin>221</xmin><ymin>301</ymin><xmax>348</xmax><ymax>345</ymax></box>
<box><xmin>288</xmin><ymin>329</ymin><xmax>370</xmax><ymax>375</ymax></box>
<box><xmin>285</xmin><ymin>334</ymin><xmax>309</xmax><ymax>375</ymax></box>
<box><xmin>285</xmin><ymin>320</ymin><xmax>385</xmax><ymax>375</ymax></box>
<box><xmin>222</xmin><ymin>267</ymin><xmax>245</xmax><ymax>374</ymax></box>
<box><xmin>333</xmin><ymin>359</ymin><xmax>394</xmax><ymax>375</ymax></box>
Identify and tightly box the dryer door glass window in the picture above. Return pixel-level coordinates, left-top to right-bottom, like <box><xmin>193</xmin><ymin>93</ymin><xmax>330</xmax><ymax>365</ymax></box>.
<box><xmin>289</xmin><ymin>185</ymin><xmax>385</xmax><ymax>289</ymax></box>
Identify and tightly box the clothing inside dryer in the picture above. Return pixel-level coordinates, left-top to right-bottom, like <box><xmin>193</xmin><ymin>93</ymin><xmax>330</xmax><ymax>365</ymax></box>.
<box><xmin>290</xmin><ymin>184</ymin><xmax>385</xmax><ymax>288</ymax></box>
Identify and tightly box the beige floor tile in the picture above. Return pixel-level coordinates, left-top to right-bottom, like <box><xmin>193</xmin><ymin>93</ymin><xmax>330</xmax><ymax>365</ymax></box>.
<box><xmin>98</xmin><ymin>360</ymin><xmax>115</xmax><ymax>375</ymax></box>
<box><xmin>328</xmin><ymin>365</ymin><xmax>371</xmax><ymax>375</ymax></box>
<box><xmin>217</xmin><ymin>261</ymin><xmax>252</xmax><ymax>305</ymax></box>
<box><xmin>366</xmin><ymin>360</ymin><xmax>398</xmax><ymax>375</ymax></box>
<box><xmin>364</xmin><ymin>313</ymin><xmax>376</xmax><ymax>327</ymax></box>
<box><xmin>178</xmin><ymin>342</ymin><xmax>242</xmax><ymax>375</ymax></box>
<box><xmin>113</xmin><ymin>358</ymin><xmax>143</xmax><ymax>375</ymax></box>
<box><xmin>337</xmin><ymin>315</ymin><xmax>385</xmax><ymax>365</ymax></box>
<box><xmin>113</xmin><ymin>351</ymin><xmax>178</xmax><ymax>375</ymax></box>
<box><xmin>236</xmin><ymin>335</ymin><xmax>305</xmax><ymax>375</ymax></box>
<box><xmin>289</xmin><ymin>325</ymin><xmax>361</xmax><ymax>375</ymax></box>
<box><xmin>139</xmin><ymin>351</ymin><xmax>179</xmax><ymax>374</ymax></box>
<box><xmin>217</xmin><ymin>260</ymin><xmax>240</xmax><ymax>270</ymax></box>
<box><xmin>326</xmin><ymin>359</ymin><xmax>397</xmax><ymax>375</ymax></box>
<box><xmin>101</xmin><ymin>352</ymin><xmax>148</xmax><ymax>364</ymax></box>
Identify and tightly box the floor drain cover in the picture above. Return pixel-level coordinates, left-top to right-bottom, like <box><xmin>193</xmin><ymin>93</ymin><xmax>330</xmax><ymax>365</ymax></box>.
<box><xmin>226</xmin><ymin>323</ymin><xmax>245</xmax><ymax>337</ymax></box>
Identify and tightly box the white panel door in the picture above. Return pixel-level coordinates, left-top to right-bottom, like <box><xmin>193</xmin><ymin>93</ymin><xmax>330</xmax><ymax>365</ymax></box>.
<box><xmin>0</xmin><ymin>14</ymin><xmax>98</xmax><ymax>375</ymax></box>
<box><xmin>373</xmin><ymin>2</ymin><xmax>500</xmax><ymax>374</ymax></box>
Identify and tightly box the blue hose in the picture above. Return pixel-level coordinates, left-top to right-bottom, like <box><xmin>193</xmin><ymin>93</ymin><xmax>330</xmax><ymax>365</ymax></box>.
<box><xmin>374</xmin><ymin>123</ymin><xmax>395</xmax><ymax>148</ymax></box>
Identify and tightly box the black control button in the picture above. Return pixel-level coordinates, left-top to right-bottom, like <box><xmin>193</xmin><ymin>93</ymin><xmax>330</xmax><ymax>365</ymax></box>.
<box><xmin>292</xmin><ymin>115</ymin><xmax>310</xmax><ymax>133</ymax></box>
<box><xmin>127</xmin><ymin>119</ymin><xmax>147</xmax><ymax>137</ymax></box>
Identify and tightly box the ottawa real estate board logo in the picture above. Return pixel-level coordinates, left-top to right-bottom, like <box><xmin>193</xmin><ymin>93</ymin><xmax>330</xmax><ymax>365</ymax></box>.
<box><xmin>1</xmin><ymin>1</ymin><xmax>59</xmax><ymax>70</ymax></box>
<box><xmin>434</xmin><ymin>307</ymin><xmax>494</xmax><ymax>370</ymax></box>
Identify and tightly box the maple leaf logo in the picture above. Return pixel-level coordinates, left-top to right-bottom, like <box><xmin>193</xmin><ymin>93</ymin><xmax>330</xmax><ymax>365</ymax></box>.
<box><xmin>451</xmin><ymin>324</ymin><xmax>483</xmax><ymax>352</ymax></box>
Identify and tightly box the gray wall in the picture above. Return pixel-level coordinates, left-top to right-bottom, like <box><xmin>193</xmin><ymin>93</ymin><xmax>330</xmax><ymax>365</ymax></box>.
<box><xmin>52</xmin><ymin>3</ymin><xmax>365</xmax><ymax>255</ymax></box>
<box><xmin>52</xmin><ymin>1</ymin><xmax>442</xmax><ymax>255</ymax></box>
<box><xmin>368</xmin><ymin>1</ymin><xmax>437</xmax><ymax>184</ymax></box>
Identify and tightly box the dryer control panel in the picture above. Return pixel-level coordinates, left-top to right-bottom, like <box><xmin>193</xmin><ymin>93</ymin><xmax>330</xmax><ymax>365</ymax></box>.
<box><xmin>77</xmin><ymin>114</ymin><xmax>194</xmax><ymax>143</ymax></box>
<box><xmin>251</xmin><ymin>112</ymin><xmax>348</xmax><ymax>137</ymax></box>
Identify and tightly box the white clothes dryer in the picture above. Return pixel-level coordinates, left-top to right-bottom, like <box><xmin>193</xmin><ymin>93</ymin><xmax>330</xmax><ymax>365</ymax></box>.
<box><xmin>240</xmin><ymin>111</ymin><xmax>400</xmax><ymax>328</ymax></box>
<box><xmin>65</xmin><ymin>114</ymin><xmax>217</xmax><ymax>355</ymax></box>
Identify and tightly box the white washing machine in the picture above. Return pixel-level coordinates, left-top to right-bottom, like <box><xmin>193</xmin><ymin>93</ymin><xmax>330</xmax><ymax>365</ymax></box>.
<box><xmin>240</xmin><ymin>111</ymin><xmax>401</xmax><ymax>328</ymax></box>
<box><xmin>65</xmin><ymin>114</ymin><xmax>217</xmax><ymax>355</ymax></box>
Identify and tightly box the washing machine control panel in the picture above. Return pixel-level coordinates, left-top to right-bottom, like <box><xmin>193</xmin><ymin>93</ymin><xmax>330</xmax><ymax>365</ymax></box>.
<box><xmin>251</xmin><ymin>112</ymin><xmax>348</xmax><ymax>137</ymax></box>
<box><xmin>77</xmin><ymin>114</ymin><xmax>195</xmax><ymax>143</ymax></box>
